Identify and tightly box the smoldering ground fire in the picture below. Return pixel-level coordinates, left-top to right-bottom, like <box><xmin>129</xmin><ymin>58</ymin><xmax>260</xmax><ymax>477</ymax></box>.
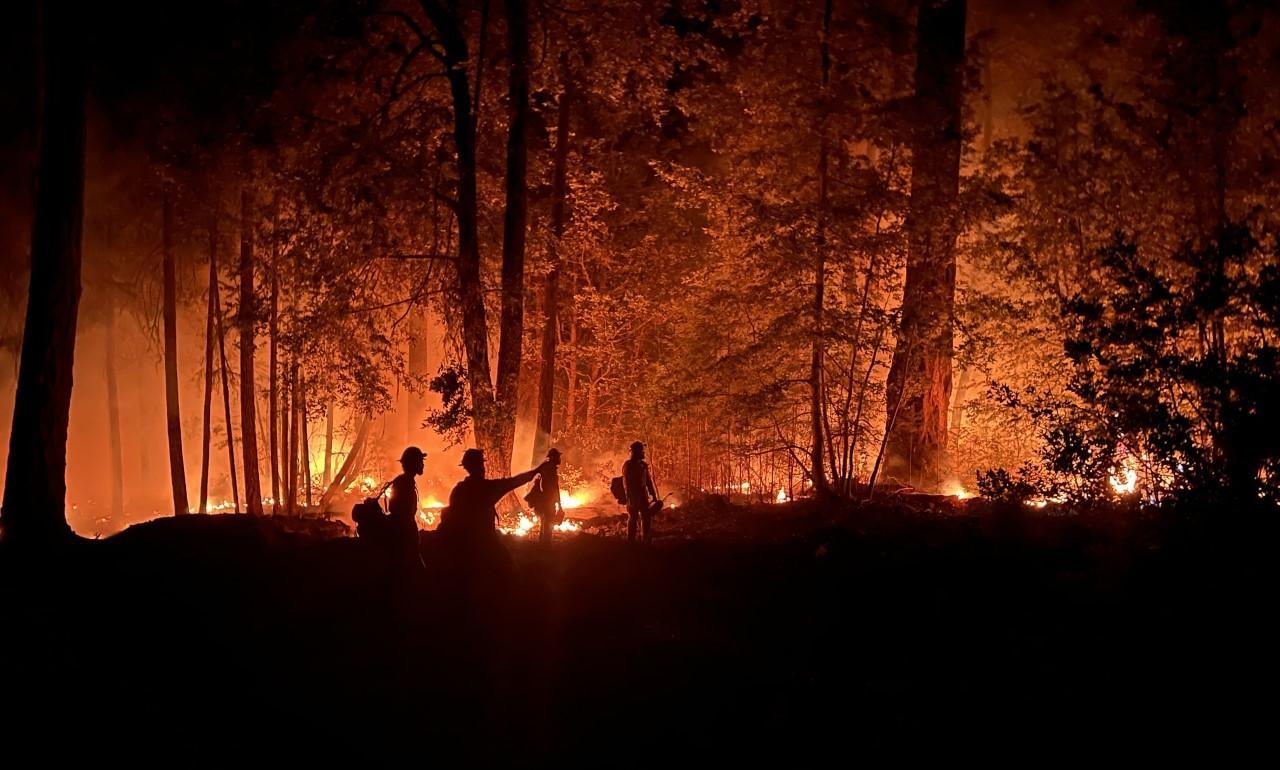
<box><xmin>1</xmin><ymin>0</ymin><xmax>1277</xmax><ymax>762</ymax></box>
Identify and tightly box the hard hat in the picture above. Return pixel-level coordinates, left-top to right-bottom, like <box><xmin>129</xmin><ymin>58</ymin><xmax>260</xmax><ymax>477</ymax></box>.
<box><xmin>400</xmin><ymin>446</ymin><xmax>427</xmax><ymax>463</ymax></box>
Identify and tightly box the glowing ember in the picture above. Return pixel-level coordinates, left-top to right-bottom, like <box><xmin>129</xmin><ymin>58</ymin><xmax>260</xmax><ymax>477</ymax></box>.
<box><xmin>941</xmin><ymin>483</ymin><xmax>974</xmax><ymax>500</ymax></box>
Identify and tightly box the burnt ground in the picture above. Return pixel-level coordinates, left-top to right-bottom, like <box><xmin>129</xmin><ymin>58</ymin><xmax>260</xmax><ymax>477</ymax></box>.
<box><xmin>0</xmin><ymin>499</ymin><xmax>1271</xmax><ymax>763</ymax></box>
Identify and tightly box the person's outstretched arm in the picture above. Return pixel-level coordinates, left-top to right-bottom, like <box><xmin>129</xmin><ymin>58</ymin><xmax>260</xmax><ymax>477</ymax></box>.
<box><xmin>496</xmin><ymin>464</ymin><xmax>545</xmax><ymax>496</ymax></box>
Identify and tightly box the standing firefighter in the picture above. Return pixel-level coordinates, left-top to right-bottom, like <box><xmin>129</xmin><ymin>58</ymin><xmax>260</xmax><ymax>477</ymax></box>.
<box><xmin>525</xmin><ymin>448</ymin><xmax>563</xmax><ymax>545</ymax></box>
<box><xmin>622</xmin><ymin>441</ymin><xmax>659</xmax><ymax>544</ymax></box>
<box><xmin>387</xmin><ymin>446</ymin><xmax>427</xmax><ymax>570</ymax></box>
<box><xmin>441</xmin><ymin>448</ymin><xmax>549</xmax><ymax>548</ymax></box>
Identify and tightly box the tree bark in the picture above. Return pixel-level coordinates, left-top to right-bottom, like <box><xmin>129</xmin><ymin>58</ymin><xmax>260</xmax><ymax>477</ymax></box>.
<box><xmin>407</xmin><ymin>306</ymin><xmax>427</xmax><ymax>447</ymax></box>
<box><xmin>300</xmin><ymin>372</ymin><xmax>312</xmax><ymax>508</ymax></box>
<box><xmin>563</xmin><ymin>310</ymin><xmax>578</xmax><ymax>430</ymax></box>
<box><xmin>1</xmin><ymin>10</ymin><xmax>84</xmax><ymax>542</ymax></box>
<box><xmin>323</xmin><ymin>401</ymin><xmax>334</xmax><ymax>488</ymax></box>
<box><xmin>282</xmin><ymin>361</ymin><xmax>293</xmax><ymax>514</ymax></box>
<box><xmin>287</xmin><ymin>359</ymin><xmax>299</xmax><ymax>514</ymax></box>
<box><xmin>268</xmin><ymin>208</ymin><xmax>280</xmax><ymax>514</ymax></box>
<box><xmin>238</xmin><ymin>185</ymin><xmax>264</xmax><ymax>514</ymax></box>
<box><xmin>494</xmin><ymin>0</ymin><xmax>531</xmax><ymax>476</ymax></box>
<box><xmin>162</xmin><ymin>192</ymin><xmax>189</xmax><ymax>516</ymax></box>
<box><xmin>808</xmin><ymin>0</ymin><xmax>834</xmax><ymax>498</ymax></box>
<box><xmin>532</xmin><ymin>51</ymin><xmax>572</xmax><ymax>465</ymax></box>
<box><xmin>213</xmin><ymin>251</ymin><xmax>240</xmax><ymax>513</ymax></box>
<box><xmin>418</xmin><ymin>0</ymin><xmax>499</xmax><ymax>460</ymax></box>
<box><xmin>884</xmin><ymin>0</ymin><xmax>966</xmax><ymax>489</ymax></box>
<box><xmin>199</xmin><ymin>220</ymin><xmax>217</xmax><ymax>514</ymax></box>
<box><xmin>105</xmin><ymin>283</ymin><xmax>125</xmax><ymax>522</ymax></box>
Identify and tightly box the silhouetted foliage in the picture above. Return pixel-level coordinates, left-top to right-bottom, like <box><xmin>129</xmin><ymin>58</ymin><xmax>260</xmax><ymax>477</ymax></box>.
<box><xmin>992</xmin><ymin>223</ymin><xmax>1280</xmax><ymax>510</ymax></box>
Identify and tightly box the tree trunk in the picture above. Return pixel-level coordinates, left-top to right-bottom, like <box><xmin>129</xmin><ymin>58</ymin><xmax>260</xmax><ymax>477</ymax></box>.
<box><xmin>419</xmin><ymin>0</ymin><xmax>499</xmax><ymax>459</ymax></box>
<box><xmin>268</xmin><ymin>208</ymin><xmax>280</xmax><ymax>514</ymax></box>
<box><xmin>323</xmin><ymin>401</ymin><xmax>334</xmax><ymax>488</ymax></box>
<box><xmin>282</xmin><ymin>361</ymin><xmax>293</xmax><ymax>514</ymax></box>
<box><xmin>532</xmin><ymin>51</ymin><xmax>572</xmax><ymax>465</ymax></box>
<box><xmin>288</xmin><ymin>359</ymin><xmax>299</xmax><ymax>514</ymax></box>
<box><xmin>214</xmin><ymin>253</ymin><xmax>240</xmax><ymax>513</ymax></box>
<box><xmin>105</xmin><ymin>284</ymin><xmax>125</xmax><ymax>522</ymax></box>
<box><xmin>199</xmin><ymin>221</ymin><xmax>217</xmax><ymax>514</ymax></box>
<box><xmin>1</xmin><ymin>10</ymin><xmax>85</xmax><ymax>542</ymax></box>
<box><xmin>162</xmin><ymin>193</ymin><xmax>189</xmax><ymax>516</ymax></box>
<box><xmin>494</xmin><ymin>0</ymin><xmax>531</xmax><ymax>476</ymax></box>
<box><xmin>300</xmin><ymin>372</ymin><xmax>312</xmax><ymax>508</ymax></box>
<box><xmin>563</xmin><ymin>311</ymin><xmax>578</xmax><ymax>430</ymax></box>
<box><xmin>884</xmin><ymin>0</ymin><xmax>966</xmax><ymax>489</ymax></box>
<box><xmin>407</xmin><ymin>307</ymin><xmax>427</xmax><ymax>447</ymax></box>
<box><xmin>238</xmin><ymin>185</ymin><xmax>264</xmax><ymax>514</ymax></box>
<box><xmin>808</xmin><ymin>0</ymin><xmax>834</xmax><ymax>498</ymax></box>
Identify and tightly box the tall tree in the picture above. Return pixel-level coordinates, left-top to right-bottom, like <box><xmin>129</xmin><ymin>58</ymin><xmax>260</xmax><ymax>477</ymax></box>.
<box><xmin>496</xmin><ymin>0</ymin><xmax>531</xmax><ymax>474</ymax></box>
<box><xmin>884</xmin><ymin>0</ymin><xmax>966</xmax><ymax>488</ymax></box>
<box><xmin>162</xmin><ymin>191</ymin><xmax>189</xmax><ymax>515</ymax></box>
<box><xmin>213</xmin><ymin>231</ymin><xmax>241</xmax><ymax>513</ymax></box>
<box><xmin>104</xmin><ymin>282</ymin><xmax>125</xmax><ymax>521</ymax></box>
<box><xmin>268</xmin><ymin>208</ymin><xmax>281</xmax><ymax>513</ymax></box>
<box><xmin>809</xmin><ymin>0</ymin><xmax>834</xmax><ymax>498</ymax></box>
<box><xmin>1</xmin><ymin>5</ymin><xmax>85</xmax><ymax>542</ymax></box>
<box><xmin>532</xmin><ymin>51</ymin><xmax>572</xmax><ymax>464</ymax></box>
<box><xmin>199</xmin><ymin>218</ymin><xmax>217</xmax><ymax>514</ymax></box>
<box><xmin>238</xmin><ymin>185</ymin><xmax>264</xmax><ymax>514</ymax></box>
<box><xmin>414</xmin><ymin>0</ymin><xmax>529</xmax><ymax>473</ymax></box>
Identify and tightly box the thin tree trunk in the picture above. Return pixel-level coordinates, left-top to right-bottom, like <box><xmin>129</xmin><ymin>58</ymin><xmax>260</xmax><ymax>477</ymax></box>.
<box><xmin>238</xmin><ymin>185</ymin><xmax>264</xmax><ymax>514</ymax></box>
<box><xmin>1</xmin><ymin>7</ymin><xmax>85</xmax><ymax>542</ymax></box>
<box><xmin>282</xmin><ymin>360</ymin><xmax>293</xmax><ymax>514</ymax></box>
<box><xmin>808</xmin><ymin>0</ymin><xmax>834</xmax><ymax>498</ymax></box>
<box><xmin>849</xmin><ymin>319</ymin><xmax>888</xmax><ymax>493</ymax></box>
<box><xmin>199</xmin><ymin>221</ymin><xmax>217</xmax><ymax>514</ymax></box>
<box><xmin>585</xmin><ymin>362</ymin><xmax>600</xmax><ymax>429</ymax></box>
<box><xmin>105</xmin><ymin>284</ymin><xmax>125</xmax><ymax>522</ymax></box>
<box><xmin>533</xmin><ymin>51</ymin><xmax>572</xmax><ymax>464</ymax></box>
<box><xmin>885</xmin><ymin>0</ymin><xmax>966</xmax><ymax>489</ymax></box>
<box><xmin>407</xmin><ymin>307</ymin><xmax>427</xmax><ymax>447</ymax></box>
<box><xmin>869</xmin><ymin>340</ymin><xmax>913</xmax><ymax>500</ymax></box>
<box><xmin>268</xmin><ymin>206</ymin><xmax>280</xmax><ymax>514</ymax></box>
<box><xmin>563</xmin><ymin>311</ymin><xmax>578</xmax><ymax>430</ymax></box>
<box><xmin>162</xmin><ymin>192</ymin><xmax>189</xmax><ymax>516</ymax></box>
<box><xmin>300</xmin><ymin>372</ymin><xmax>312</xmax><ymax>508</ymax></box>
<box><xmin>494</xmin><ymin>0</ymin><xmax>531</xmax><ymax>476</ymax></box>
<box><xmin>323</xmin><ymin>401</ymin><xmax>334</xmax><ymax>487</ymax></box>
<box><xmin>213</xmin><ymin>257</ymin><xmax>240</xmax><ymax>513</ymax></box>
<box><xmin>288</xmin><ymin>359</ymin><xmax>300</xmax><ymax>515</ymax></box>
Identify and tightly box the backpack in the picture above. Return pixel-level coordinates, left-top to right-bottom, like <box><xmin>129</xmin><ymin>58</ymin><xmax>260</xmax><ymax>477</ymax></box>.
<box><xmin>609</xmin><ymin>476</ymin><xmax>628</xmax><ymax>505</ymax></box>
<box><xmin>352</xmin><ymin>497</ymin><xmax>389</xmax><ymax>540</ymax></box>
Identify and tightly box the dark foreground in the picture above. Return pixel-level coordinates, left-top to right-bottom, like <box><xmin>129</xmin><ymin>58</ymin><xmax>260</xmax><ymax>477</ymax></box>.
<box><xmin>1</xmin><ymin>500</ymin><xmax>1271</xmax><ymax>763</ymax></box>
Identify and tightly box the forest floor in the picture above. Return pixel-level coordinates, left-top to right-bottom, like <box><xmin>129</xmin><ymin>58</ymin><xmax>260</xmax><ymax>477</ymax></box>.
<box><xmin>1</xmin><ymin>497</ymin><xmax>1270</xmax><ymax>763</ymax></box>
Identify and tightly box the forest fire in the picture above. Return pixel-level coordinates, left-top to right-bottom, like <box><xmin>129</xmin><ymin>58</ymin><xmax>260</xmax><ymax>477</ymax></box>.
<box><xmin>3</xmin><ymin>0</ymin><xmax>1278</xmax><ymax>759</ymax></box>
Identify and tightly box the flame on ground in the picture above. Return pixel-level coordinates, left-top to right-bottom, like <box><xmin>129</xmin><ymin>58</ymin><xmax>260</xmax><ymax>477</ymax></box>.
<box><xmin>1110</xmin><ymin>465</ymin><xmax>1138</xmax><ymax>495</ymax></box>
